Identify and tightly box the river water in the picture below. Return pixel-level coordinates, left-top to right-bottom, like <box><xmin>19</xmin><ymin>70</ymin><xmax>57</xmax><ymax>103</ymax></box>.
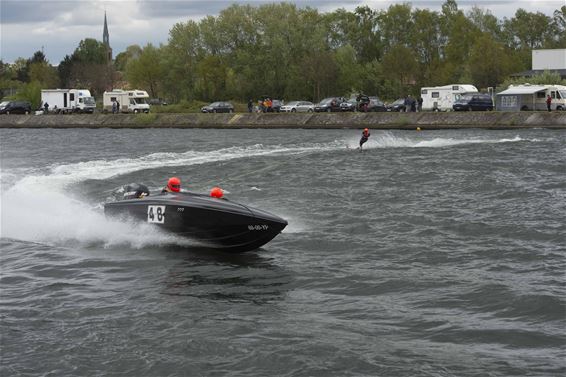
<box><xmin>1</xmin><ymin>127</ymin><xmax>565</xmax><ymax>376</ymax></box>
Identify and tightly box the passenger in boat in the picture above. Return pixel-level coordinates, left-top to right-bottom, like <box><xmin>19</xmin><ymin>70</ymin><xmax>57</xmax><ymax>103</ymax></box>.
<box><xmin>359</xmin><ymin>128</ymin><xmax>370</xmax><ymax>150</ymax></box>
<box><xmin>162</xmin><ymin>177</ymin><xmax>181</xmax><ymax>193</ymax></box>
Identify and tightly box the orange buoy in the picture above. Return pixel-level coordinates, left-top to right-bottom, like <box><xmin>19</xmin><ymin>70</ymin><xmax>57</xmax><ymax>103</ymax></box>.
<box><xmin>210</xmin><ymin>186</ymin><xmax>224</xmax><ymax>198</ymax></box>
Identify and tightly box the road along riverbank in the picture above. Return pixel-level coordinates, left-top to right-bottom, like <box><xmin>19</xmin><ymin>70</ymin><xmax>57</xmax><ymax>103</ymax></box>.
<box><xmin>1</xmin><ymin>111</ymin><xmax>565</xmax><ymax>129</ymax></box>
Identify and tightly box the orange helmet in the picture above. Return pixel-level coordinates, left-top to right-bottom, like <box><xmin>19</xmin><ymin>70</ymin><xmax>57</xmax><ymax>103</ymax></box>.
<box><xmin>167</xmin><ymin>177</ymin><xmax>181</xmax><ymax>192</ymax></box>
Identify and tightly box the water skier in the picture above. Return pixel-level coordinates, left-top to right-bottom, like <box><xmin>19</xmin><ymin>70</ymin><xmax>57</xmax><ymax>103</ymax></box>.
<box><xmin>359</xmin><ymin>128</ymin><xmax>370</xmax><ymax>150</ymax></box>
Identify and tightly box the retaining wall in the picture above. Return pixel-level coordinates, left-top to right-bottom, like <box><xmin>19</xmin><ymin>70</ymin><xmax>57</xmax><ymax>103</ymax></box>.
<box><xmin>1</xmin><ymin>112</ymin><xmax>565</xmax><ymax>129</ymax></box>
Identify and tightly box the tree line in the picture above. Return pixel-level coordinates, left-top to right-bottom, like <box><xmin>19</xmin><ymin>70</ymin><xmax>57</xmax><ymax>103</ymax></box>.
<box><xmin>1</xmin><ymin>0</ymin><xmax>565</xmax><ymax>108</ymax></box>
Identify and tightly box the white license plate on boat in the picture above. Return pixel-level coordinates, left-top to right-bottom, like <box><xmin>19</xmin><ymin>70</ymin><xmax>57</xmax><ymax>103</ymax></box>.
<box><xmin>147</xmin><ymin>205</ymin><xmax>166</xmax><ymax>224</ymax></box>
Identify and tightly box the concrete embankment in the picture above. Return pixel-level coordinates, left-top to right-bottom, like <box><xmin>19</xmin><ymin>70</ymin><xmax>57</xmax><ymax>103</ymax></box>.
<box><xmin>1</xmin><ymin>112</ymin><xmax>565</xmax><ymax>129</ymax></box>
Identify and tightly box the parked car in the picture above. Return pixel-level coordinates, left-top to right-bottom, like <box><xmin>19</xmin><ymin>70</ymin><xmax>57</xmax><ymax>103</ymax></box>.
<box><xmin>314</xmin><ymin>97</ymin><xmax>346</xmax><ymax>112</ymax></box>
<box><xmin>0</xmin><ymin>100</ymin><xmax>32</xmax><ymax>114</ymax></box>
<box><xmin>280</xmin><ymin>101</ymin><xmax>314</xmax><ymax>113</ymax></box>
<box><xmin>340</xmin><ymin>98</ymin><xmax>357</xmax><ymax>112</ymax></box>
<box><xmin>201</xmin><ymin>101</ymin><xmax>234</xmax><ymax>113</ymax></box>
<box><xmin>366</xmin><ymin>97</ymin><xmax>387</xmax><ymax>112</ymax></box>
<box><xmin>453</xmin><ymin>93</ymin><xmax>493</xmax><ymax>111</ymax></box>
<box><xmin>386</xmin><ymin>98</ymin><xmax>406</xmax><ymax>112</ymax></box>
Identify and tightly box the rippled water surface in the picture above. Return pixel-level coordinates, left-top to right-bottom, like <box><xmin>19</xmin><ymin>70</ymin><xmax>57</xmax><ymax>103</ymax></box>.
<box><xmin>1</xmin><ymin>128</ymin><xmax>565</xmax><ymax>376</ymax></box>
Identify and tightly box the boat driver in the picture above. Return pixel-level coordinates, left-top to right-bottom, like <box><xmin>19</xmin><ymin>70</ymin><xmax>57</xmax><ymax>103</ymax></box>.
<box><xmin>162</xmin><ymin>177</ymin><xmax>181</xmax><ymax>193</ymax></box>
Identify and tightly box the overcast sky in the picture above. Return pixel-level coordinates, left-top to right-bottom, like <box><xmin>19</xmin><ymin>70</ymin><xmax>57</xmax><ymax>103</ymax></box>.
<box><xmin>0</xmin><ymin>0</ymin><xmax>562</xmax><ymax>64</ymax></box>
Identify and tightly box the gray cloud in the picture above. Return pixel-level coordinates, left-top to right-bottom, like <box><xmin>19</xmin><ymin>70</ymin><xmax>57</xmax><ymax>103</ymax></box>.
<box><xmin>0</xmin><ymin>1</ymin><xmax>91</xmax><ymax>24</ymax></box>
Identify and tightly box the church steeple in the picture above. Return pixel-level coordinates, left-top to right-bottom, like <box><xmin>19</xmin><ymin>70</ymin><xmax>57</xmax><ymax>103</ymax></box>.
<box><xmin>103</xmin><ymin>11</ymin><xmax>110</xmax><ymax>47</ymax></box>
<box><xmin>103</xmin><ymin>11</ymin><xmax>112</xmax><ymax>62</ymax></box>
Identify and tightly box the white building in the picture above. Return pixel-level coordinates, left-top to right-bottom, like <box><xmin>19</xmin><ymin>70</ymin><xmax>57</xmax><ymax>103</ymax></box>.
<box><xmin>532</xmin><ymin>49</ymin><xmax>566</xmax><ymax>70</ymax></box>
<box><xmin>511</xmin><ymin>49</ymin><xmax>566</xmax><ymax>80</ymax></box>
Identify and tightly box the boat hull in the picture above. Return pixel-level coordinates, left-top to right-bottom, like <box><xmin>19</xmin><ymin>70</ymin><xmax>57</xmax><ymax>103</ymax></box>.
<box><xmin>104</xmin><ymin>192</ymin><xmax>287</xmax><ymax>252</ymax></box>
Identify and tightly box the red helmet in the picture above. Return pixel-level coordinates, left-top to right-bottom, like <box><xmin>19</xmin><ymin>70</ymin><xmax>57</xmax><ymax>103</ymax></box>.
<box><xmin>167</xmin><ymin>177</ymin><xmax>181</xmax><ymax>192</ymax></box>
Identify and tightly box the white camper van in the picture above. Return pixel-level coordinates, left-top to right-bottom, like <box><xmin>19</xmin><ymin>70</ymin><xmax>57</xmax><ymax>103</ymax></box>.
<box><xmin>41</xmin><ymin>89</ymin><xmax>96</xmax><ymax>113</ymax></box>
<box><xmin>103</xmin><ymin>90</ymin><xmax>150</xmax><ymax>113</ymax></box>
<box><xmin>495</xmin><ymin>84</ymin><xmax>566</xmax><ymax>111</ymax></box>
<box><xmin>420</xmin><ymin>84</ymin><xmax>478</xmax><ymax>111</ymax></box>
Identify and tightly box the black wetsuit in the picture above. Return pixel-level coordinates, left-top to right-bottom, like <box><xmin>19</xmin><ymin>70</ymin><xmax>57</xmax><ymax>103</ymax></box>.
<box><xmin>359</xmin><ymin>130</ymin><xmax>370</xmax><ymax>148</ymax></box>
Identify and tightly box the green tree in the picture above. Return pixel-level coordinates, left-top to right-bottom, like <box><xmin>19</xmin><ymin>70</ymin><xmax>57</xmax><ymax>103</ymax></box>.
<box><xmin>58</xmin><ymin>55</ymin><xmax>76</xmax><ymax>87</ymax></box>
<box><xmin>552</xmin><ymin>6</ymin><xmax>566</xmax><ymax>47</ymax></box>
<box><xmin>302</xmin><ymin>50</ymin><xmax>338</xmax><ymax>101</ymax></box>
<box><xmin>358</xmin><ymin>60</ymin><xmax>387</xmax><ymax>98</ymax></box>
<box><xmin>14</xmin><ymin>80</ymin><xmax>42</xmax><ymax>109</ymax></box>
<box><xmin>164</xmin><ymin>20</ymin><xmax>203</xmax><ymax>101</ymax></box>
<box><xmin>382</xmin><ymin>45</ymin><xmax>418</xmax><ymax>91</ymax></box>
<box><xmin>469</xmin><ymin>34</ymin><xmax>514</xmax><ymax>89</ymax></box>
<box><xmin>0</xmin><ymin>60</ymin><xmax>22</xmax><ymax>99</ymax></box>
<box><xmin>58</xmin><ymin>38</ymin><xmax>113</xmax><ymax>94</ymax></box>
<box><xmin>73</xmin><ymin>38</ymin><xmax>107</xmax><ymax>64</ymax></box>
<box><xmin>28</xmin><ymin>62</ymin><xmax>59</xmax><ymax>88</ymax></box>
<box><xmin>467</xmin><ymin>7</ymin><xmax>502</xmax><ymax>39</ymax></box>
<box><xmin>114</xmin><ymin>45</ymin><xmax>142</xmax><ymax>72</ymax></box>
<box><xmin>125</xmin><ymin>43</ymin><xmax>164</xmax><ymax>98</ymax></box>
<box><xmin>152</xmin><ymin>0</ymin><xmax>563</xmax><ymax>105</ymax></box>
<box><xmin>411</xmin><ymin>9</ymin><xmax>442</xmax><ymax>86</ymax></box>
<box><xmin>194</xmin><ymin>55</ymin><xmax>228</xmax><ymax>101</ymax></box>
<box><xmin>379</xmin><ymin>4</ymin><xmax>414</xmax><ymax>51</ymax></box>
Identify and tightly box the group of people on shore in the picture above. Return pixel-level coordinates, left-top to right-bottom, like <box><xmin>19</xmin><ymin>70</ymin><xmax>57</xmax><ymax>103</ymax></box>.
<box><xmin>403</xmin><ymin>95</ymin><xmax>423</xmax><ymax>112</ymax></box>
<box><xmin>248</xmin><ymin>98</ymin><xmax>276</xmax><ymax>113</ymax></box>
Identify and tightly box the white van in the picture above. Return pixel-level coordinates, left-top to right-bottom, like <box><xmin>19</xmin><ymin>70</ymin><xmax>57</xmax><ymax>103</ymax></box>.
<box><xmin>103</xmin><ymin>90</ymin><xmax>150</xmax><ymax>113</ymax></box>
<box><xmin>495</xmin><ymin>84</ymin><xmax>566</xmax><ymax>111</ymax></box>
<box><xmin>41</xmin><ymin>89</ymin><xmax>96</xmax><ymax>113</ymax></box>
<box><xmin>420</xmin><ymin>84</ymin><xmax>478</xmax><ymax>111</ymax></box>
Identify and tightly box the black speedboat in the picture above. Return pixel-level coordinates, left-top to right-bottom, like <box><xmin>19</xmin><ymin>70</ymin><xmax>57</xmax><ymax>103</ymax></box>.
<box><xmin>104</xmin><ymin>184</ymin><xmax>287</xmax><ymax>252</ymax></box>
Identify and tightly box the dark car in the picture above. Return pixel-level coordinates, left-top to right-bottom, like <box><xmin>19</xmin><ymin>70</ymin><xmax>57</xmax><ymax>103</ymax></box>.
<box><xmin>386</xmin><ymin>98</ymin><xmax>406</xmax><ymax>112</ymax></box>
<box><xmin>0</xmin><ymin>100</ymin><xmax>32</xmax><ymax>115</ymax></box>
<box><xmin>453</xmin><ymin>93</ymin><xmax>493</xmax><ymax>111</ymax></box>
<box><xmin>314</xmin><ymin>97</ymin><xmax>345</xmax><ymax>112</ymax></box>
<box><xmin>366</xmin><ymin>97</ymin><xmax>387</xmax><ymax>112</ymax></box>
<box><xmin>201</xmin><ymin>101</ymin><xmax>234</xmax><ymax>113</ymax></box>
<box><xmin>340</xmin><ymin>98</ymin><xmax>357</xmax><ymax>112</ymax></box>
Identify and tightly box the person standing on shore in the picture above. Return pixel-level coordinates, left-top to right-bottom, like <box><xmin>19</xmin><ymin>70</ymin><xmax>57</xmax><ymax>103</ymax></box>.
<box><xmin>546</xmin><ymin>95</ymin><xmax>552</xmax><ymax>112</ymax></box>
<box><xmin>247</xmin><ymin>99</ymin><xmax>253</xmax><ymax>113</ymax></box>
<box><xmin>404</xmin><ymin>95</ymin><xmax>411</xmax><ymax>112</ymax></box>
